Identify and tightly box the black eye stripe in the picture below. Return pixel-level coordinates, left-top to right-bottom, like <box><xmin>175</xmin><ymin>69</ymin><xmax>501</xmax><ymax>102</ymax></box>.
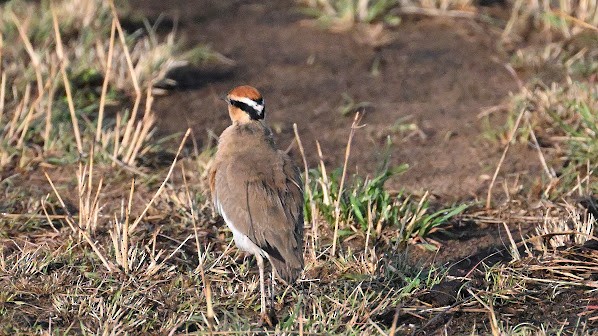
<box><xmin>230</xmin><ymin>99</ymin><xmax>251</xmax><ymax>112</ymax></box>
<box><xmin>229</xmin><ymin>99</ymin><xmax>265</xmax><ymax>120</ymax></box>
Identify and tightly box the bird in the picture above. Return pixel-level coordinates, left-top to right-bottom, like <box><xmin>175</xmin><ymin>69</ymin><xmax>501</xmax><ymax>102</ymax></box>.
<box><xmin>209</xmin><ymin>85</ymin><xmax>304</xmax><ymax>323</ymax></box>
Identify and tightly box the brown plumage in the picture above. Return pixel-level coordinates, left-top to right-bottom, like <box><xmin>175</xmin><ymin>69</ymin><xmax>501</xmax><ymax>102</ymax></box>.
<box><xmin>209</xmin><ymin>85</ymin><xmax>304</xmax><ymax>321</ymax></box>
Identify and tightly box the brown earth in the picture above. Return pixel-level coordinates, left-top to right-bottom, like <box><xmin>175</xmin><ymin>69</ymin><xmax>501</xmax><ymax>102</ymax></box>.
<box><xmin>129</xmin><ymin>0</ymin><xmax>539</xmax><ymax>203</ymax></box>
<box><xmin>127</xmin><ymin>0</ymin><xmax>543</xmax><ymax>274</ymax></box>
<box><xmin>122</xmin><ymin>0</ymin><xmax>564</xmax><ymax>333</ymax></box>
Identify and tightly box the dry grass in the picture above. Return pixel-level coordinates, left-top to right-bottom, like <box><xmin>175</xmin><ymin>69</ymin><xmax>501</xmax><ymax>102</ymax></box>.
<box><xmin>469</xmin><ymin>6</ymin><xmax>598</xmax><ymax>332</ymax></box>
<box><xmin>298</xmin><ymin>0</ymin><xmax>478</xmax><ymax>33</ymax></box>
<box><xmin>503</xmin><ymin>0</ymin><xmax>598</xmax><ymax>41</ymax></box>
<box><xmin>0</xmin><ymin>0</ymin><xmax>597</xmax><ymax>334</ymax></box>
<box><xmin>482</xmin><ymin>0</ymin><xmax>598</xmax><ymax>201</ymax></box>
<box><xmin>474</xmin><ymin>205</ymin><xmax>597</xmax><ymax>334</ymax></box>
<box><xmin>0</xmin><ymin>0</ymin><xmax>219</xmax><ymax>170</ymax></box>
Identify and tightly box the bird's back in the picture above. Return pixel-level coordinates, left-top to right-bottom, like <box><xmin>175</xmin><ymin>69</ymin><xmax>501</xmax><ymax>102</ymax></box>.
<box><xmin>210</xmin><ymin>121</ymin><xmax>304</xmax><ymax>283</ymax></box>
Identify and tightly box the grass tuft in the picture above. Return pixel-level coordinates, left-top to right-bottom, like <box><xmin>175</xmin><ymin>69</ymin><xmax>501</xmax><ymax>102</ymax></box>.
<box><xmin>306</xmin><ymin>139</ymin><xmax>469</xmax><ymax>250</ymax></box>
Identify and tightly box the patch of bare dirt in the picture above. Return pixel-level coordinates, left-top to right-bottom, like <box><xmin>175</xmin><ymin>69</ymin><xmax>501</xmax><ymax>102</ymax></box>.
<box><xmin>128</xmin><ymin>0</ymin><xmax>539</xmax><ymax>203</ymax></box>
<box><xmin>120</xmin><ymin>1</ymin><xmax>573</xmax><ymax>333</ymax></box>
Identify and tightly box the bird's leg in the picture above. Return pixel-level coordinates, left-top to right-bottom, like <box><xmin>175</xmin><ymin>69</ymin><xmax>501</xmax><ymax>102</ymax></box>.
<box><xmin>255</xmin><ymin>253</ymin><xmax>271</xmax><ymax>326</ymax></box>
<box><xmin>270</xmin><ymin>267</ymin><xmax>275</xmax><ymax>310</ymax></box>
<box><xmin>255</xmin><ymin>253</ymin><xmax>266</xmax><ymax>315</ymax></box>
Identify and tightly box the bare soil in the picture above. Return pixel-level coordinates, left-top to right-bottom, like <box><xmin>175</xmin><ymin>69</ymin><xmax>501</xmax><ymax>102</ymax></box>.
<box><xmin>129</xmin><ymin>0</ymin><xmax>542</xmax><ymax>274</ymax></box>
<box><xmin>130</xmin><ymin>0</ymin><xmax>539</xmax><ymax>202</ymax></box>
<box><xmin>122</xmin><ymin>0</ymin><xmax>586</xmax><ymax>333</ymax></box>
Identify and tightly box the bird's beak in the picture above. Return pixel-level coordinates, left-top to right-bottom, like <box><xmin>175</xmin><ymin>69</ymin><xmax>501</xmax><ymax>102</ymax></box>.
<box><xmin>221</xmin><ymin>95</ymin><xmax>230</xmax><ymax>104</ymax></box>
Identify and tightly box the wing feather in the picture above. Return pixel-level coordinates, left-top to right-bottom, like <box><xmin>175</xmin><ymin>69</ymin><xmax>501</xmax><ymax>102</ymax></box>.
<box><xmin>211</xmin><ymin>150</ymin><xmax>304</xmax><ymax>282</ymax></box>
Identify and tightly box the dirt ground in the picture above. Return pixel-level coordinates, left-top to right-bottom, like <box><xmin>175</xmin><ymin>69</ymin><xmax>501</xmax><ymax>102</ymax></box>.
<box><xmin>128</xmin><ymin>0</ymin><xmax>542</xmax><ymax>266</ymax></box>
<box><xmin>129</xmin><ymin>0</ymin><xmax>539</xmax><ymax>201</ymax></box>
<box><xmin>123</xmin><ymin>0</ymin><xmax>564</xmax><ymax>333</ymax></box>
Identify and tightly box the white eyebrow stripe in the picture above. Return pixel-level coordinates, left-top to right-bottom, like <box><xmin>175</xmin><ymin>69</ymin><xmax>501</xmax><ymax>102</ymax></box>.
<box><xmin>232</xmin><ymin>96</ymin><xmax>264</xmax><ymax>113</ymax></box>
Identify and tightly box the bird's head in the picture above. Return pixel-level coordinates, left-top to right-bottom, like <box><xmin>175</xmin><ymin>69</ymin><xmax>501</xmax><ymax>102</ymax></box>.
<box><xmin>225</xmin><ymin>85</ymin><xmax>265</xmax><ymax>123</ymax></box>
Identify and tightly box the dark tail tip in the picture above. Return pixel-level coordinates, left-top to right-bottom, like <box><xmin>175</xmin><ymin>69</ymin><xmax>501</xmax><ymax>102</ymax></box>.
<box><xmin>270</xmin><ymin>258</ymin><xmax>303</xmax><ymax>284</ymax></box>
